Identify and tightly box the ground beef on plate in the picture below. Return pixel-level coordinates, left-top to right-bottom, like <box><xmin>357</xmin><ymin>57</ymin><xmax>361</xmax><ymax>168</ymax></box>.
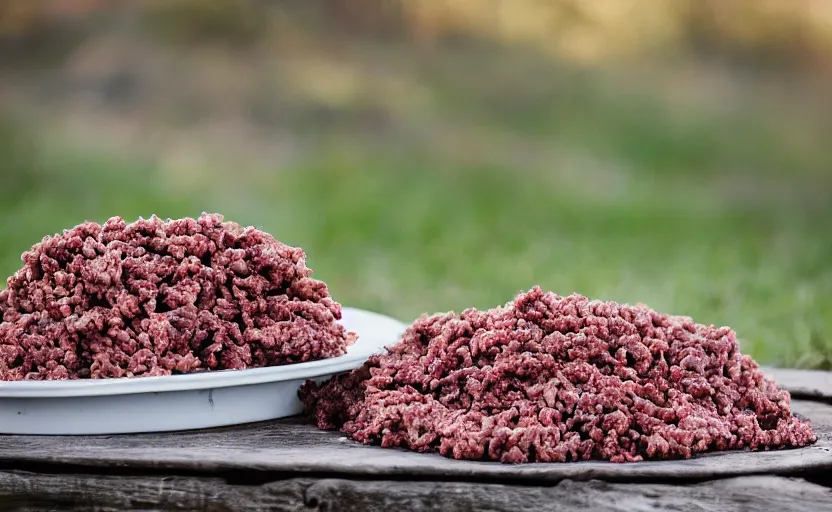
<box><xmin>0</xmin><ymin>213</ymin><xmax>355</xmax><ymax>380</ymax></box>
<box><xmin>299</xmin><ymin>286</ymin><xmax>816</xmax><ymax>463</ymax></box>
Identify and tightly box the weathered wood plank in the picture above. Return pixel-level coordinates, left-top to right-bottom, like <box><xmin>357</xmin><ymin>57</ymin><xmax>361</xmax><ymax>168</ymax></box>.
<box><xmin>0</xmin><ymin>400</ymin><xmax>830</xmax><ymax>484</ymax></box>
<box><xmin>764</xmin><ymin>367</ymin><xmax>832</xmax><ymax>400</ymax></box>
<box><xmin>1</xmin><ymin>471</ymin><xmax>830</xmax><ymax>512</ymax></box>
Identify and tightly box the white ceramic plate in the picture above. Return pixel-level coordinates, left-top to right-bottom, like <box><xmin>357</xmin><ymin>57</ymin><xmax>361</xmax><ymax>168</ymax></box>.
<box><xmin>0</xmin><ymin>307</ymin><xmax>407</xmax><ymax>435</ymax></box>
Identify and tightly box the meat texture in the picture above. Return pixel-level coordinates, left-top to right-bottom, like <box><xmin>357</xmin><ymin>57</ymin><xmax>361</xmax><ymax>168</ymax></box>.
<box><xmin>300</xmin><ymin>287</ymin><xmax>815</xmax><ymax>463</ymax></box>
<box><xmin>0</xmin><ymin>213</ymin><xmax>354</xmax><ymax>380</ymax></box>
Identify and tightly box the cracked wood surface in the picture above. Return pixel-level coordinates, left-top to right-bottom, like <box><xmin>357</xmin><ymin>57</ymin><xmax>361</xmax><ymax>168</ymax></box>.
<box><xmin>1</xmin><ymin>472</ymin><xmax>831</xmax><ymax>512</ymax></box>
<box><xmin>1</xmin><ymin>369</ymin><xmax>831</xmax><ymax>511</ymax></box>
<box><xmin>0</xmin><ymin>399</ymin><xmax>830</xmax><ymax>483</ymax></box>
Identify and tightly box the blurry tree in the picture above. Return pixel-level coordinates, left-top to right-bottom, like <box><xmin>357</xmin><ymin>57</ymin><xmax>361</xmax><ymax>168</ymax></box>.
<box><xmin>141</xmin><ymin>0</ymin><xmax>267</xmax><ymax>46</ymax></box>
<box><xmin>317</xmin><ymin>0</ymin><xmax>832</xmax><ymax>71</ymax></box>
<box><xmin>1</xmin><ymin>0</ymin><xmax>830</xmax><ymax>72</ymax></box>
<box><xmin>677</xmin><ymin>0</ymin><xmax>832</xmax><ymax>72</ymax></box>
<box><xmin>0</xmin><ymin>0</ymin><xmax>108</xmax><ymax>38</ymax></box>
<box><xmin>0</xmin><ymin>0</ymin><xmax>40</xmax><ymax>38</ymax></box>
<box><xmin>320</xmin><ymin>0</ymin><xmax>407</xmax><ymax>40</ymax></box>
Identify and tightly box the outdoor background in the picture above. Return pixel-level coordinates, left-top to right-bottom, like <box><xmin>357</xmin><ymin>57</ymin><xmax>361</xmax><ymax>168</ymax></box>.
<box><xmin>1</xmin><ymin>1</ymin><xmax>830</xmax><ymax>368</ymax></box>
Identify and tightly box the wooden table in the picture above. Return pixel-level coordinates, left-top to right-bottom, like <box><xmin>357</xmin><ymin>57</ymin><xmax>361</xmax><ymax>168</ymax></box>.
<box><xmin>2</xmin><ymin>368</ymin><xmax>832</xmax><ymax>511</ymax></box>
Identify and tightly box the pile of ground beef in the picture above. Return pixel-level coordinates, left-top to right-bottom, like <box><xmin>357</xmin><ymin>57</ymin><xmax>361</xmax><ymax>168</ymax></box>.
<box><xmin>300</xmin><ymin>287</ymin><xmax>816</xmax><ymax>463</ymax></box>
<box><xmin>0</xmin><ymin>213</ymin><xmax>355</xmax><ymax>380</ymax></box>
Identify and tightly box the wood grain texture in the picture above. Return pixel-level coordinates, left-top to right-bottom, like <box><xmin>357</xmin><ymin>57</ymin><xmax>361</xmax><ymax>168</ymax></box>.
<box><xmin>2</xmin><ymin>370</ymin><xmax>832</xmax><ymax>510</ymax></box>
<box><xmin>0</xmin><ymin>400</ymin><xmax>830</xmax><ymax>484</ymax></box>
<box><xmin>764</xmin><ymin>367</ymin><xmax>832</xmax><ymax>400</ymax></box>
<box><xmin>1</xmin><ymin>472</ymin><xmax>831</xmax><ymax>512</ymax></box>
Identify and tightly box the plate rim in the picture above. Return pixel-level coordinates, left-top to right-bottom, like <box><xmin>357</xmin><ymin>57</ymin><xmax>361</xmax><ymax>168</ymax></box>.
<box><xmin>0</xmin><ymin>307</ymin><xmax>406</xmax><ymax>398</ymax></box>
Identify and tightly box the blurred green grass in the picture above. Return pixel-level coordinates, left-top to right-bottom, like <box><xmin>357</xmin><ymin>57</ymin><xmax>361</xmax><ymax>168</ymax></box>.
<box><xmin>1</xmin><ymin>38</ymin><xmax>831</xmax><ymax>369</ymax></box>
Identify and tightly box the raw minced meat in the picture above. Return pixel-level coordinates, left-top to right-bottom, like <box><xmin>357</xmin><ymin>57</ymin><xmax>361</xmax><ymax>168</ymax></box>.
<box><xmin>300</xmin><ymin>287</ymin><xmax>816</xmax><ymax>463</ymax></box>
<box><xmin>0</xmin><ymin>213</ymin><xmax>355</xmax><ymax>380</ymax></box>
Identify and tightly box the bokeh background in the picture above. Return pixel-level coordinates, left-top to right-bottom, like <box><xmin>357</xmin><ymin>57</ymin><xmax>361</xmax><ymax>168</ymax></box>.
<box><xmin>1</xmin><ymin>1</ymin><xmax>831</xmax><ymax>368</ymax></box>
